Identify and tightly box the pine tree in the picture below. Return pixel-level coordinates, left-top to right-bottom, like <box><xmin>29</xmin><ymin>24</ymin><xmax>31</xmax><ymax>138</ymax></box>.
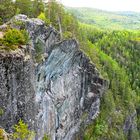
<box><xmin>15</xmin><ymin>0</ymin><xmax>33</xmax><ymax>17</ymax></box>
<box><xmin>0</xmin><ymin>0</ymin><xmax>16</xmax><ymax>24</ymax></box>
<box><xmin>32</xmin><ymin>0</ymin><xmax>44</xmax><ymax>17</ymax></box>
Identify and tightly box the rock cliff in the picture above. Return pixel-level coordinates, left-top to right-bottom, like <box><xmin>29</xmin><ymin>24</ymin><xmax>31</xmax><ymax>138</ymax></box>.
<box><xmin>0</xmin><ymin>48</ymin><xmax>35</xmax><ymax>126</ymax></box>
<box><xmin>0</xmin><ymin>15</ymin><xmax>107</xmax><ymax>140</ymax></box>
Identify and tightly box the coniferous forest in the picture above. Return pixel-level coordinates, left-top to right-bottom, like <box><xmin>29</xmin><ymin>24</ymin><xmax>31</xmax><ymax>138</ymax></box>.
<box><xmin>0</xmin><ymin>0</ymin><xmax>140</xmax><ymax>140</ymax></box>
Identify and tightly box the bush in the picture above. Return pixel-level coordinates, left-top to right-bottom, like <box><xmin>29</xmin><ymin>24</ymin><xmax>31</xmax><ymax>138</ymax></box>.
<box><xmin>42</xmin><ymin>134</ymin><xmax>50</xmax><ymax>140</ymax></box>
<box><xmin>34</xmin><ymin>39</ymin><xmax>44</xmax><ymax>63</ymax></box>
<box><xmin>0</xmin><ymin>28</ymin><xmax>29</xmax><ymax>51</ymax></box>
<box><xmin>13</xmin><ymin>119</ymin><xmax>34</xmax><ymax>140</ymax></box>
<box><xmin>20</xmin><ymin>29</ymin><xmax>29</xmax><ymax>44</ymax></box>
<box><xmin>63</xmin><ymin>31</ymin><xmax>73</xmax><ymax>39</ymax></box>
<box><xmin>37</xmin><ymin>12</ymin><xmax>50</xmax><ymax>25</ymax></box>
<box><xmin>4</xmin><ymin>29</ymin><xmax>25</xmax><ymax>46</ymax></box>
<box><xmin>94</xmin><ymin>121</ymin><xmax>108</xmax><ymax>136</ymax></box>
<box><xmin>0</xmin><ymin>18</ymin><xmax>2</xmax><ymax>25</ymax></box>
<box><xmin>0</xmin><ymin>108</ymin><xmax>3</xmax><ymax>116</ymax></box>
<box><xmin>12</xmin><ymin>20</ymin><xmax>26</xmax><ymax>29</ymax></box>
<box><xmin>0</xmin><ymin>129</ymin><xmax>4</xmax><ymax>139</ymax></box>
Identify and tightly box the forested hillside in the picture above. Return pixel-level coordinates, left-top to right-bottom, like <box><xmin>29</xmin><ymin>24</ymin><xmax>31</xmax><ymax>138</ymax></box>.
<box><xmin>67</xmin><ymin>7</ymin><xmax>140</xmax><ymax>30</ymax></box>
<box><xmin>79</xmin><ymin>25</ymin><xmax>140</xmax><ymax>139</ymax></box>
<box><xmin>0</xmin><ymin>0</ymin><xmax>140</xmax><ymax>140</ymax></box>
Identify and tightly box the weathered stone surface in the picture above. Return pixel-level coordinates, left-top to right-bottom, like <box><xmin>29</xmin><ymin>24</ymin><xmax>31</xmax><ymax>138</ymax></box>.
<box><xmin>0</xmin><ymin>51</ymin><xmax>36</xmax><ymax>132</ymax></box>
<box><xmin>35</xmin><ymin>39</ymin><xmax>107</xmax><ymax>140</ymax></box>
<box><xmin>0</xmin><ymin>15</ymin><xmax>107</xmax><ymax>140</ymax></box>
<box><xmin>10</xmin><ymin>14</ymin><xmax>59</xmax><ymax>53</ymax></box>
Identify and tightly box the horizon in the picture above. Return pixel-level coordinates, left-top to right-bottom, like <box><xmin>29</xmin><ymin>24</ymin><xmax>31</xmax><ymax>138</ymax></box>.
<box><xmin>60</xmin><ymin>0</ymin><xmax>140</xmax><ymax>12</ymax></box>
<box><xmin>65</xmin><ymin>6</ymin><xmax>140</xmax><ymax>13</ymax></box>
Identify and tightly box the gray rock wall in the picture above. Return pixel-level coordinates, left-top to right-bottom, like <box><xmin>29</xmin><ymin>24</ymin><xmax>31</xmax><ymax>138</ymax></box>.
<box><xmin>35</xmin><ymin>40</ymin><xmax>107</xmax><ymax>140</ymax></box>
<box><xmin>0</xmin><ymin>52</ymin><xmax>36</xmax><ymax>132</ymax></box>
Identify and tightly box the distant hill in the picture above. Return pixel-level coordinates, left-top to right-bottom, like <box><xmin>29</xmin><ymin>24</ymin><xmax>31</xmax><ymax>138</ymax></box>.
<box><xmin>66</xmin><ymin>7</ymin><xmax>140</xmax><ymax>30</ymax></box>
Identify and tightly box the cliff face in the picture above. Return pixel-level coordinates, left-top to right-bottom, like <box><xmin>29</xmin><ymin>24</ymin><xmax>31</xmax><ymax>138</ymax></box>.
<box><xmin>0</xmin><ymin>15</ymin><xmax>107</xmax><ymax>140</ymax></box>
<box><xmin>35</xmin><ymin>40</ymin><xmax>107</xmax><ymax>140</ymax></box>
<box><xmin>0</xmin><ymin>50</ymin><xmax>36</xmax><ymax>132</ymax></box>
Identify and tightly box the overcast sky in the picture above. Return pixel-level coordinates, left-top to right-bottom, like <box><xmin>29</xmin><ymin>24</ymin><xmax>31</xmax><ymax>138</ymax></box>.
<box><xmin>60</xmin><ymin>0</ymin><xmax>140</xmax><ymax>12</ymax></box>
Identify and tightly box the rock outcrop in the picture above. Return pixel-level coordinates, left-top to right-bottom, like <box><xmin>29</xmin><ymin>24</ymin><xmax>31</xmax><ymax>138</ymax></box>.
<box><xmin>0</xmin><ymin>49</ymin><xmax>36</xmax><ymax>132</ymax></box>
<box><xmin>0</xmin><ymin>15</ymin><xmax>107</xmax><ymax>140</ymax></box>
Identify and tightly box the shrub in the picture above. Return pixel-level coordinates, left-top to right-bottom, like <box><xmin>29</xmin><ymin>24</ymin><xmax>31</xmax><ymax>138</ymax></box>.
<box><xmin>0</xmin><ymin>108</ymin><xmax>3</xmax><ymax>116</ymax></box>
<box><xmin>37</xmin><ymin>12</ymin><xmax>50</xmax><ymax>25</ymax></box>
<box><xmin>4</xmin><ymin>29</ymin><xmax>25</xmax><ymax>46</ymax></box>
<box><xmin>0</xmin><ymin>18</ymin><xmax>2</xmax><ymax>25</ymax></box>
<box><xmin>13</xmin><ymin>119</ymin><xmax>34</xmax><ymax>140</ymax></box>
<box><xmin>0</xmin><ymin>28</ymin><xmax>29</xmax><ymax>51</ymax></box>
<box><xmin>63</xmin><ymin>31</ymin><xmax>73</xmax><ymax>39</ymax></box>
<box><xmin>34</xmin><ymin>39</ymin><xmax>44</xmax><ymax>63</ymax></box>
<box><xmin>20</xmin><ymin>29</ymin><xmax>29</xmax><ymax>44</ymax></box>
<box><xmin>42</xmin><ymin>134</ymin><xmax>50</xmax><ymax>140</ymax></box>
<box><xmin>12</xmin><ymin>20</ymin><xmax>26</xmax><ymax>29</ymax></box>
<box><xmin>94</xmin><ymin>121</ymin><xmax>108</xmax><ymax>136</ymax></box>
<box><xmin>0</xmin><ymin>129</ymin><xmax>4</xmax><ymax>139</ymax></box>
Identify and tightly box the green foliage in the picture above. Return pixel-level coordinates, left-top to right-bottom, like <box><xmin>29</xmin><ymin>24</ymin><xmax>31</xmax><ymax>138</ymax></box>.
<box><xmin>0</xmin><ymin>0</ymin><xmax>78</xmax><ymax>40</ymax></box>
<box><xmin>20</xmin><ymin>29</ymin><xmax>29</xmax><ymax>44</ymax></box>
<box><xmin>32</xmin><ymin>0</ymin><xmax>44</xmax><ymax>17</ymax></box>
<box><xmin>15</xmin><ymin>0</ymin><xmax>33</xmax><ymax>17</ymax></box>
<box><xmin>44</xmin><ymin>0</ymin><xmax>79</xmax><ymax>39</ymax></box>
<box><xmin>0</xmin><ymin>28</ymin><xmax>29</xmax><ymax>51</ymax></box>
<box><xmin>80</xmin><ymin>24</ymin><xmax>140</xmax><ymax>139</ymax></box>
<box><xmin>80</xmin><ymin>24</ymin><xmax>140</xmax><ymax>101</ymax></box>
<box><xmin>34</xmin><ymin>39</ymin><xmax>44</xmax><ymax>63</ymax></box>
<box><xmin>0</xmin><ymin>108</ymin><xmax>3</xmax><ymax>116</ymax></box>
<box><xmin>0</xmin><ymin>18</ymin><xmax>2</xmax><ymax>25</ymax></box>
<box><xmin>0</xmin><ymin>0</ymin><xmax>16</xmax><ymax>24</ymax></box>
<box><xmin>0</xmin><ymin>0</ymin><xmax>45</xmax><ymax>23</ymax></box>
<box><xmin>4</xmin><ymin>29</ymin><xmax>25</xmax><ymax>45</ymax></box>
<box><xmin>37</xmin><ymin>12</ymin><xmax>50</xmax><ymax>25</ymax></box>
<box><xmin>94</xmin><ymin>121</ymin><xmax>108</xmax><ymax>136</ymax></box>
<box><xmin>84</xmin><ymin>120</ymin><xmax>108</xmax><ymax>140</ymax></box>
<box><xmin>63</xmin><ymin>31</ymin><xmax>73</xmax><ymax>39</ymax></box>
<box><xmin>42</xmin><ymin>134</ymin><xmax>50</xmax><ymax>140</ymax></box>
<box><xmin>0</xmin><ymin>129</ymin><xmax>4</xmax><ymax>139</ymax></box>
<box><xmin>67</xmin><ymin>7</ymin><xmax>140</xmax><ymax>30</ymax></box>
<box><xmin>12</xmin><ymin>20</ymin><xmax>26</xmax><ymax>29</ymax></box>
<box><xmin>45</xmin><ymin>0</ymin><xmax>62</xmax><ymax>29</ymax></box>
<box><xmin>13</xmin><ymin>119</ymin><xmax>34</xmax><ymax>140</ymax></box>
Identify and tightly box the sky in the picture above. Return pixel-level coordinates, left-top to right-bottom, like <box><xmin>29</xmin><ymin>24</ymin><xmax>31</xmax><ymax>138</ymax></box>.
<box><xmin>60</xmin><ymin>0</ymin><xmax>140</xmax><ymax>12</ymax></box>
